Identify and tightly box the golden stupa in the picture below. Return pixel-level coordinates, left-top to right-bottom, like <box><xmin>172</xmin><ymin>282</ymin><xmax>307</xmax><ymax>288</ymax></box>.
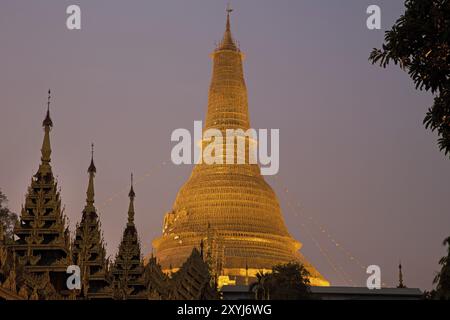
<box><xmin>152</xmin><ymin>9</ymin><xmax>329</xmax><ymax>287</ymax></box>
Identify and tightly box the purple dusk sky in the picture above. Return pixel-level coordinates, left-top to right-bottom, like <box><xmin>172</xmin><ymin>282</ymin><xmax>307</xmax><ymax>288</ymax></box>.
<box><xmin>0</xmin><ymin>0</ymin><xmax>449</xmax><ymax>290</ymax></box>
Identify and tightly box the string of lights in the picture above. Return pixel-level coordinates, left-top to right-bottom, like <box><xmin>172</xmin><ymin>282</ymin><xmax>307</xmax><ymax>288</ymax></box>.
<box><xmin>97</xmin><ymin>161</ymin><xmax>168</xmax><ymax>211</ymax></box>
<box><xmin>270</xmin><ymin>175</ymin><xmax>393</xmax><ymax>287</ymax></box>
<box><xmin>93</xmin><ymin>159</ymin><xmax>393</xmax><ymax>287</ymax></box>
<box><xmin>275</xmin><ymin>183</ymin><xmax>355</xmax><ymax>286</ymax></box>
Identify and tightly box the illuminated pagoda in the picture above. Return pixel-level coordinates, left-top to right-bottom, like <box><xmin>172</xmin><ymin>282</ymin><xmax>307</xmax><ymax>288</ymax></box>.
<box><xmin>152</xmin><ymin>8</ymin><xmax>329</xmax><ymax>287</ymax></box>
<box><xmin>111</xmin><ymin>174</ymin><xmax>147</xmax><ymax>299</ymax></box>
<box><xmin>9</xmin><ymin>91</ymin><xmax>72</xmax><ymax>299</ymax></box>
<box><xmin>71</xmin><ymin>144</ymin><xmax>112</xmax><ymax>299</ymax></box>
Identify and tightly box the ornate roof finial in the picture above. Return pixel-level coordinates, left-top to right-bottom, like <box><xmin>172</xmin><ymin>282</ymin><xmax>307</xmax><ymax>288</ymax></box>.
<box><xmin>88</xmin><ymin>143</ymin><xmax>96</xmax><ymax>173</ymax></box>
<box><xmin>226</xmin><ymin>3</ymin><xmax>233</xmax><ymax>31</ymax></box>
<box><xmin>86</xmin><ymin>143</ymin><xmax>96</xmax><ymax>208</ymax></box>
<box><xmin>40</xmin><ymin>90</ymin><xmax>53</xmax><ymax>164</ymax></box>
<box><xmin>397</xmin><ymin>261</ymin><xmax>406</xmax><ymax>288</ymax></box>
<box><xmin>42</xmin><ymin>89</ymin><xmax>53</xmax><ymax>127</ymax></box>
<box><xmin>129</xmin><ymin>173</ymin><xmax>135</xmax><ymax>198</ymax></box>
<box><xmin>217</xmin><ymin>3</ymin><xmax>238</xmax><ymax>51</ymax></box>
<box><xmin>127</xmin><ymin>173</ymin><xmax>135</xmax><ymax>225</ymax></box>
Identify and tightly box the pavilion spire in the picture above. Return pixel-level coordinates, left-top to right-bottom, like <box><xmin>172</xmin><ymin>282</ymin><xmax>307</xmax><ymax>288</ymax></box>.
<box><xmin>128</xmin><ymin>173</ymin><xmax>135</xmax><ymax>226</ymax></box>
<box><xmin>41</xmin><ymin>90</ymin><xmax>53</xmax><ymax>164</ymax></box>
<box><xmin>111</xmin><ymin>173</ymin><xmax>146</xmax><ymax>299</ymax></box>
<box><xmin>72</xmin><ymin>143</ymin><xmax>111</xmax><ymax>299</ymax></box>
<box><xmin>85</xmin><ymin>143</ymin><xmax>96</xmax><ymax>210</ymax></box>
<box><xmin>11</xmin><ymin>89</ymin><xmax>72</xmax><ymax>299</ymax></box>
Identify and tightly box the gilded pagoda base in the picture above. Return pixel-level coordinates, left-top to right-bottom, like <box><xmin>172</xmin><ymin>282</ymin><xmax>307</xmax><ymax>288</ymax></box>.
<box><xmin>152</xmin><ymin>230</ymin><xmax>329</xmax><ymax>287</ymax></box>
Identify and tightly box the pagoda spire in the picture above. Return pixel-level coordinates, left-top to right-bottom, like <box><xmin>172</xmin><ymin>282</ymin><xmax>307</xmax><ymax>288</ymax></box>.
<box><xmin>10</xmin><ymin>91</ymin><xmax>72</xmax><ymax>299</ymax></box>
<box><xmin>152</xmin><ymin>8</ymin><xmax>329</xmax><ymax>287</ymax></box>
<box><xmin>127</xmin><ymin>173</ymin><xmax>136</xmax><ymax>226</ymax></box>
<box><xmin>111</xmin><ymin>179</ymin><xmax>146</xmax><ymax>299</ymax></box>
<box><xmin>217</xmin><ymin>4</ymin><xmax>238</xmax><ymax>51</ymax></box>
<box><xmin>41</xmin><ymin>89</ymin><xmax>53</xmax><ymax>164</ymax></box>
<box><xmin>85</xmin><ymin>143</ymin><xmax>96</xmax><ymax>211</ymax></box>
<box><xmin>72</xmin><ymin>144</ymin><xmax>112</xmax><ymax>299</ymax></box>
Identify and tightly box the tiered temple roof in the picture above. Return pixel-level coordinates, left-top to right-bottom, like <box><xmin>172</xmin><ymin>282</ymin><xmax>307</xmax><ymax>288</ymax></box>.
<box><xmin>0</xmin><ymin>246</ymin><xmax>27</xmax><ymax>299</ymax></box>
<box><xmin>1</xmin><ymin>91</ymin><xmax>220</xmax><ymax>300</ymax></box>
<box><xmin>9</xmin><ymin>91</ymin><xmax>72</xmax><ymax>299</ymax></box>
<box><xmin>169</xmin><ymin>248</ymin><xmax>218</xmax><ymax>300</ymax></box>
<box><xmin>111</xmin><ymin>175</ymin><xmax>147</xmax><ymax>299</ymax></box>
<box><xmin>72</xmin><ymin>144</ymin><xmax>112</xmax><ymax>299</ymax></box>
<box><xmin>0</xmin><ymin>221</ymin><xmax>27</xmax><ymax>300</ymax></box>
<box><xmin>144</xmin><ymin>253</ymin><xmax>169</xmax><ymax>299</ymax></box>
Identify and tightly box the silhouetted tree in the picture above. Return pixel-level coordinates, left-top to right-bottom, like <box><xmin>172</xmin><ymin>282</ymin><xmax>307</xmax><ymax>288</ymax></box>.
<box><xmin>269</xmin><ymin>262</ymin><xmax>312</xmax><ymax>300</ymax></box>
<box><xmin>0</xmin><ymin>189</ymin><xmax>18</xmax><ymax>240</ymax></box>
<box><xmin>369</xmin><ymin>0</ymin><xmax>450</xmax><ymax>157</ymax></box>
<box><xmin>249</xmin><ymin>271</ymin><xmax>271</xmax><ymax>300</ymax></box>
<box><xmin>250</xmin><ymin>262</ymin><xmax>313</xmax><ymax>300</ymax></box>
<box><xmin>433</xmin><ymin>236</ymin><xmax>450</xmax><ymax>299</ymax></box>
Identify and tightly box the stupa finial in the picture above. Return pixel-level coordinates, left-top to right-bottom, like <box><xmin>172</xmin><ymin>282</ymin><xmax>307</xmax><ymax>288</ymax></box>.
<box><xmin>226</xmin><ymin>3</ymin><xmax>233</xmax><ymax>31</ymax></box>
<box><xmin>217</xmin><ymin>3</ymin><xmax>238</xmax><ymax>51</ymax></box>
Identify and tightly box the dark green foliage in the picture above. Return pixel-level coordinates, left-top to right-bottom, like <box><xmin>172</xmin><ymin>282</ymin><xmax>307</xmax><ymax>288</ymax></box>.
<box><xmin>0</xmin><ymin>189</ymin><xmax>18</xmax><ymax>240</ymax></box>
<box><xmin>433</xmin><ymin>237</ymin><xmax>450</xmax><ymax>299</ymax></box>
<box><xmin>250</xmin><ymin>262</ymin><xmax>312</xmax><ymax>300</ymax></box>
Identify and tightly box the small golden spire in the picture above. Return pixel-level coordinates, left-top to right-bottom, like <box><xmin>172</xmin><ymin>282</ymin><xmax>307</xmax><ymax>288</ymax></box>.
<box><xmin>127</xmin><ymin>173</ymin><xmax>135</xmax><ymax>225</ymax></box>
<box><xmin>42</xmin><ymin>89</ymin><xmax>53</xmax><ymax>127</ymax></box>
<box><xmin>129</xmin><ymin>173</ymin><xmax>135</xmax><ymax>198</ymax></box>
<box><xmin>88</xmin><ymin>143</ymin><xmax>96</xmax><ymax>173</ymax></box>
<box><xmin>86</xmin><ymin>143</ymin><xmax>96</xmax><ymax>208</ymax></box>
<box><xmin>40</xmin><ymin>90</ymin><xmax>53</xmax><ymax>164</ymax></box>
